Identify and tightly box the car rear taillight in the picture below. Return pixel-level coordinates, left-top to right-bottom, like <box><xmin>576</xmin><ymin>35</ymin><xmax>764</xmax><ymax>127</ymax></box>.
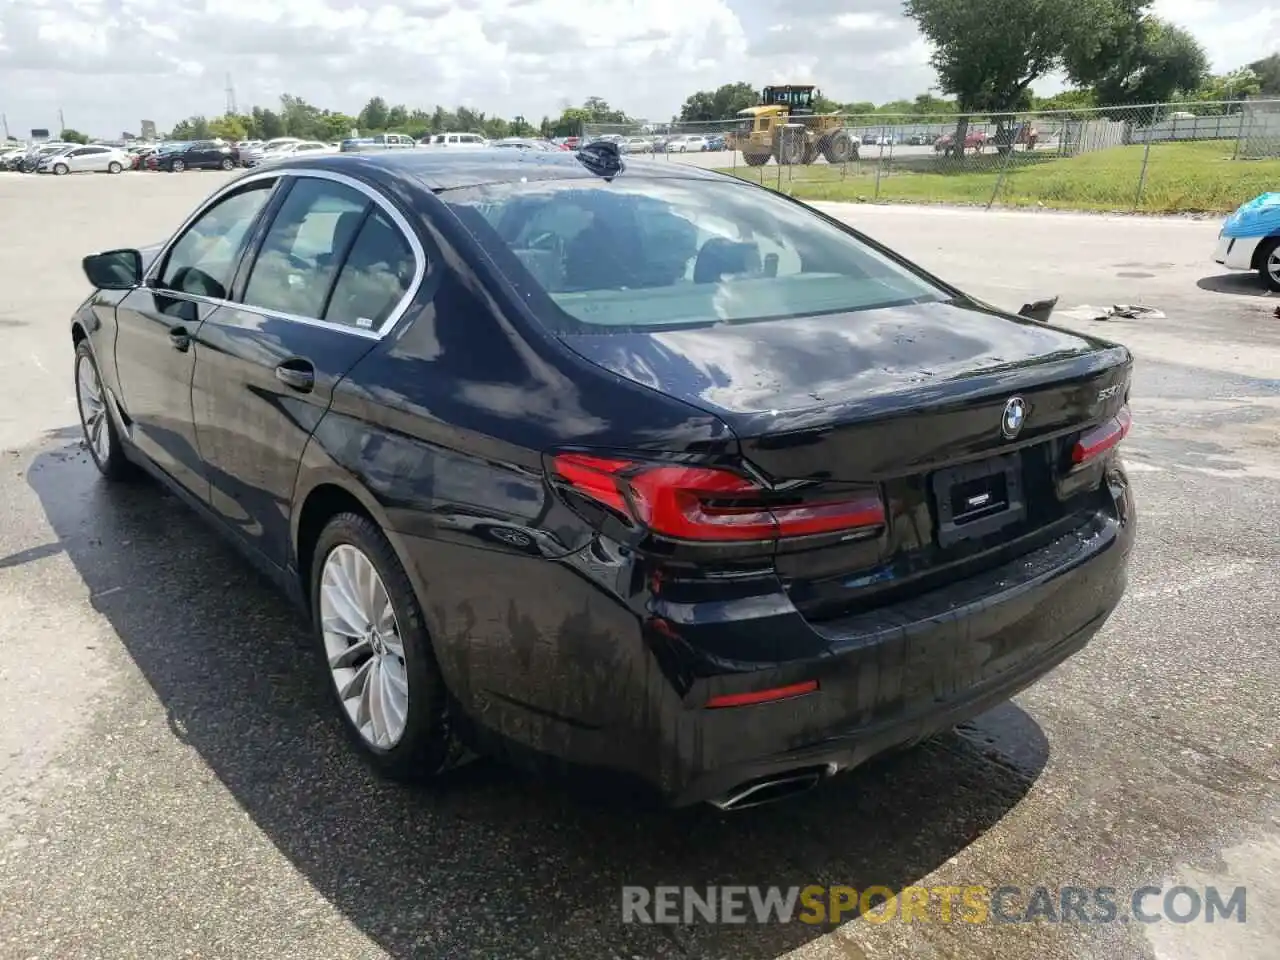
<box><xmin>1072</xmin><ymin>404</ymin><xmax>1131</xmax><ymax>465</ymax></box>
<box><xmin>549</xmin><ymin>453</ymin><xmax>885</xmax><ymax>543</ymax></box>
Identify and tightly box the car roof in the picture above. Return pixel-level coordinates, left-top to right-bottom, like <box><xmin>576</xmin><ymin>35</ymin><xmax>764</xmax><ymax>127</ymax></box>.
<box><xmin>273</xmin><ymin>149</ymin><xmax>729</xmax><ymax>191</ymax></box>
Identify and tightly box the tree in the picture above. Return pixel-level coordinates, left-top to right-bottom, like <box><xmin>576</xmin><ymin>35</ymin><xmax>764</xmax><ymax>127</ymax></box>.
<box><xmin>1068</xmin><ymin>15</ymin><xmax>1208</xmax><ymax>109</ymax></box>
<box><xmin>678</xmin><ymin>82</ymin><xmax>758</xmax><ymax>122</ymax></box>
<box><xmin>59</xmin><ymin>128</ymin><xmax>89</xmax><ymax>144</ymax></box>
<box><xmin>209</xmin><ymin>114</ymin><xmax>247</xmax><ymax>141</ymax></box>
<box><xmin>1249</xmin><ymin>54</ymin><xmax>1280</xmax><ymax>95</ymax></box>
<box><xmin>1195</xmin><ymin>67</ymin><xmax>1262</xmax><ymax>107</ymax></box>
<box><xmin>904</xmin><ymin>0</ymin><xmax>1128</xmax><ymax>152</ymax></box>
<box><xmin>358</xmin><ymin>97</ymin><xmax>389</xmax><ymax>131</ymax></box>
<box><xmin>167</xmin><ymin>116</ymin><xmax>211</xmax><ymax>140</ymax></box>
<box><xmin>912</xmin><ymin>94</ymin><xmax>956</xmax><ymax>115</ymax></box>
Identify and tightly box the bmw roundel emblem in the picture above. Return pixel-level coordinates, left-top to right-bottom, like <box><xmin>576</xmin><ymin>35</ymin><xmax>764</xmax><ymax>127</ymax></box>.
<box><xmin>1001</xmin><ymin>396</ymin><xmax>1027</xmax><ymax>439</ymax></box>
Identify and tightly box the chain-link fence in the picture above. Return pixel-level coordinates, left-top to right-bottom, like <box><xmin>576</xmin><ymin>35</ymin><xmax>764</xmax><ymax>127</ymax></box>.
<box><xmin>583</xmin><ymin>100</ymin><xmax>1280</xmax><ymax>214</ymax></box>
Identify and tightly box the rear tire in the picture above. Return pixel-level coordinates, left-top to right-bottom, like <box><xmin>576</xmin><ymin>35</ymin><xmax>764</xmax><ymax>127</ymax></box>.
<box><xmin>310</xmin><ymin>512</ymin><xmax>462</xmax><ymax>782</ymax></box>
<box><xmin>1258</xmin><ymin>237</ymin><xmax>1280</xmax><ymax>292</ymax></box>
<box><xmin>107</xmin><ymin>161</ymin><xmax>122</xmax><ymax>174</ymax></box>
<box><xmin>220</xmin><ymin>157</ymin><xmax>234</xmax><ymax>170</ymax></box>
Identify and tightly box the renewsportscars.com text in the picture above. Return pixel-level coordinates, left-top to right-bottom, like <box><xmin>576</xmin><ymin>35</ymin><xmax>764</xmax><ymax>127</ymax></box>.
<box><xmin>620</xmin><ymin>885</ymin><xmax>1247</xmax><ymax>925</ymax></box>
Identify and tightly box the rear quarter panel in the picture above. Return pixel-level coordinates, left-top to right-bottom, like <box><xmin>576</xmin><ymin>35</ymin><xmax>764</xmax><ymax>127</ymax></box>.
<box><xmin>291</xmin><ymin>184</ymin><xmax>735</xmax><ymax>729</ymax></box>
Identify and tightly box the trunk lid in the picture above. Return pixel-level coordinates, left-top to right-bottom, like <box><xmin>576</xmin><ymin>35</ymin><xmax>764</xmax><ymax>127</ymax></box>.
<box><xmin>560</xmin><ymin>298</ymin><xmax>1132</xmax><ymax>621</ymax></box>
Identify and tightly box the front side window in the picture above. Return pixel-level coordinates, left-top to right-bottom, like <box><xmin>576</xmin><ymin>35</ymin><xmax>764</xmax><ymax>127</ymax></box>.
<box><xmin>158</xmin><ymin>182</ymin><xmax>275</xmax><ymax>299</ymax></box>
<box><xmin>242</xmin><ymin>177</ymin><xmax>370</xmax><ymax>319</ymax></box>
<box><xmin>443</xmin><ymin>178</ymin><xmax>946</xmax><ymax>332</ymax></box>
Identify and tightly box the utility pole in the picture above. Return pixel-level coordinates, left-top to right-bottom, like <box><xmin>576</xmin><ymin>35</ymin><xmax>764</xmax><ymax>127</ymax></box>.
<box><xmin>225</xmin><ymin>72</ymin><xmax>238</xmax><ymax>116</ymax></box>
<box><xmin>0</xmin><ymin>114</ymin><xmax>9</xmax><ymax>142</ymax></box>
<box><xmin>58</xmin><ymin>108</ymin><xmax>66</xmax><ymax>133</ymax></box>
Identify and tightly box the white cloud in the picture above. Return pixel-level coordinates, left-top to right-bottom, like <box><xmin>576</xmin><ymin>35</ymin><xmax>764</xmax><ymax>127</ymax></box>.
<box><xmin>0</xmin><ymin>0</ymin><xmax>1275</xmax><ymax>137</ymax></box>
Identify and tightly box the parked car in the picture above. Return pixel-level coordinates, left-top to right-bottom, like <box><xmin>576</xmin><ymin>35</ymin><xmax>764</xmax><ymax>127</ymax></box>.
<box><xmin>340</xmin><ymin>133</ymin><xmax>417</xmax><ymax>152</ymax></box>
<box><xmin>672</xmin><ymin>135</ymin><xmax>708</xmax><ymax>153</ymax></box>
<box><xmin>1214</xmin><ymin>191</ymin><xmax>1280</xmax><ymax>291</ymax></box>
<box><xmin>0</xmin><ymin>147</ymin><xmax>26</xmax><ymax>169</ymax></box>
<box><xmin>240</xmin><ymin>138</ymin><xmax>306</xmax><ymax>167</ymax></box>
<box><xmin>39</xmin><ymin>143</ymin><xmax>130</xmax><ymax>175</ymax></box>
<box><xmin>491</xmin><ymin>138</ymin><xmax>558</xmax><ymax>152</ymax></box>
<box><xmin>620</xmin><ymin>137</ymin><xmax>652</xmax><ymax>153</ymax></box>
<box><xmin>993</xmin><ymin>123</ymin><xmax>1039</xmax><ymax>153</ymax></box>
<box><xmin>259</xmin><ymin>141</ymin><xmax>333</xmax><ymax>163</ymax></box>
<box><xmin>935</xmin><ymin>130</ymin><xmax>989</xmax><ymax>153</ymax></box>
<box><xmin>148</xmin><ymin>140</ymin><xmax>237</xmax><ymax>171</ymax></box>
<box><xmin>420</xmin><ymin>132</ymin><xmax>489</xmax><ymax>149</ymax></box>
<box><xmin>70</xmin><ymin>148</ymin><xmax>1135</xmax><ymax>809</ymax></box>
<box><xmin>17</xmin><ymin>142</ymin><xmax>73</xmax><ymax>172</ymax></box>
<box><xmin>705</xmin><ymin>135</ymin><xmax>727</xmax><ymax>151</ymax></box>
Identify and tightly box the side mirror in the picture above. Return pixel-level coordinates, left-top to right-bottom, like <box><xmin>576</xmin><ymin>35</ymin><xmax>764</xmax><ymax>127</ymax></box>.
<box><xmin>83</xmin><ymin>249</ymin><xmax>143</xmax><ymax>290</ymax></box>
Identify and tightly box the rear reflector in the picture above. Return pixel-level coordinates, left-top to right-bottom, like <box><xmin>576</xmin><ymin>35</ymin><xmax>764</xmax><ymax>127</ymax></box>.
<box><xmin>550</xmin><ymin>453</ymin><xmax>886</xmax><ymax>543</ymax></box>
<box><xmin>1072</xmin><ymin>405</ymin><xmax>1132</xmax><ymax>465</ymax></box>
<box><xmin>706</xmin><ymin>680</ymin><xmax>819</xmax><ymax>709</ymax></box>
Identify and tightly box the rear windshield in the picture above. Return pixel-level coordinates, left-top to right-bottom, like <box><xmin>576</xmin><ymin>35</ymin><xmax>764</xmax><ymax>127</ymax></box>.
<box><xmin>441</xmin><ymin>178</ymin><xmax>947</xmax><ymax>332</ymax></box>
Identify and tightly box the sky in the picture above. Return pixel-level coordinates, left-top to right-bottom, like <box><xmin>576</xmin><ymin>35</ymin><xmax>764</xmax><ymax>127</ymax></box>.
<box><xmin>0</xmin><ymin>0</ymin><xmax>1276</xmax><ymax>138</ymax></box>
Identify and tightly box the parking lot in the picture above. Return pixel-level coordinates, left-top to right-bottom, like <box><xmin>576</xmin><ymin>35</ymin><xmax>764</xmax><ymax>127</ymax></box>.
<box><xmin>1</xmin><ymin>170</ymin><xmax>1278</xmax><ymax>960</ymax></box>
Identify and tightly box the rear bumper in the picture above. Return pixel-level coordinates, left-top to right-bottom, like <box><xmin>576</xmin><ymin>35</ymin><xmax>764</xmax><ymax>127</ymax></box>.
<box><xmin>418</xmin><ymin>466</ymin><xmax>1135</xmax><ymax>807</ymax></box>
<box><xmin>666</xmin><ymin>489</ymin><xmax>1133</xmax><ymax>806</ymax></box>
<box><xmin>1215</xmin><ymin>232</ymin><xmax>1260</xmax><ymax>270</ymax></box>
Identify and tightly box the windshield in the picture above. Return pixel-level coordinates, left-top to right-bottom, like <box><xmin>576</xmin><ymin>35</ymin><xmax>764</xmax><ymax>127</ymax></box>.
<box><xmin>442</xmin><ymin>178</ymin><xmax>947</xmax><ymax>333</ymax></box>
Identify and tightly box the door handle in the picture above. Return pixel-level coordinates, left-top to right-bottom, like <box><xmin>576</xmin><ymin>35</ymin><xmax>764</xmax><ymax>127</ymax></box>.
<box><xmin>275</xmin><ymin>359</ymin><xmax>315</xmax><ymax>392</ymax></box>
<box><xmin>168</xmin><ymin>326</ymin><xmax>191</xmax><ymax>352</ymax></box>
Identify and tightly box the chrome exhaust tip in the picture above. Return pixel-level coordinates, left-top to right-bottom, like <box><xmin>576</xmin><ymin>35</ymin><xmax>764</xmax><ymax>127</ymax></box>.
<box><xmin>709</xmin><ymin>765</ymin><xmax>833</xmax><ymax>812</ymax></box>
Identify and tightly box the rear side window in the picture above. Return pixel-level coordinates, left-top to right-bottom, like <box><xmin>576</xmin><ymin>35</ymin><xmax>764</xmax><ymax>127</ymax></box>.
<box><xmin>242</xmin><ymin>178</ymin><xmax>369</xmax><ymax>319</ymax></box>
<box><xmin>324</xmin><ymin>210</ymin><xmax>416</xmax><ymax>330</ymax></box>
<box><xmin>443</xmin><ymin>178</ymin><xmax>946</xmax><ymax>332</ymax></box>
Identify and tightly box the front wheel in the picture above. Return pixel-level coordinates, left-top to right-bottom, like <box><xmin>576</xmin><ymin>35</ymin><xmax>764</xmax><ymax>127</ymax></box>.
<box><xmin>170</xmin><ymin>159</ymin><xmax>185</xmax><ymax>172</ymax></box>
<box><xmin>1257</xmin><ymin>237</ymin><xmax>1280</xmax><ymax>292</ymax></box>
<box><xmin>74</xmin><ymin>341</ymin><xmax>136</xmax><ymax>480</ymax></box>
<box><xmin>310</xmin><ymin>513</ymin><xmax>462</xmax><ymax>781</ymax></box>
<box><xmin>53</xmin><ymin>163</ymin><xmax>68</xmax><ymax>176</ymax></box>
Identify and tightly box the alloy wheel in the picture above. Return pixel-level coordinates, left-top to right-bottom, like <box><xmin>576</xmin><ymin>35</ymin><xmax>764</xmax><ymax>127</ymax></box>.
<box><xmin>319</xmin><ymin>543</ymin><xmax>409</xmax><ymax>749</ymax></box>
<box><xmin>76</xmin><ymin>352</ymin><xmax>111</xmax><ymax>465</ymax></box>
<box><xmin>1268</xmin><ymin>248</ymin><xmax>1280</xmax><ymax>287</ymax></box>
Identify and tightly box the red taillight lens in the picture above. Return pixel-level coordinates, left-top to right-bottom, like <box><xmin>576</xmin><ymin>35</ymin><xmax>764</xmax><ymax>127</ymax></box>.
<box><xmin>1072</xmin><ymin>405</ymin><xmax>1132</xmax><ymax>465</ymax></box>
<box><xmin>706</xmin><ymin>680</ymin><xmax>819</xmax><ymax>709</ymax></box>
<box><xmin>550</xmin><ymin>453</ymin><xmax>885</xmax><ymax>543</ymax></box>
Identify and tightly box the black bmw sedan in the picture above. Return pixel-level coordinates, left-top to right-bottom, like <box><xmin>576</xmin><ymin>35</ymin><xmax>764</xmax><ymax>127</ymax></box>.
<box><xmin>71</xmin><ymin>147</ymin><xmax>1136</xmax><ymax>809</ymax></box>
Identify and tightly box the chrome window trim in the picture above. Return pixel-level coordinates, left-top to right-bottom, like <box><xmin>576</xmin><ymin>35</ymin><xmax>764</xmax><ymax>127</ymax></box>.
<box><xmin>141</xmin><ymin>166</ymin><xmax>427</xmax><ymax>341</ymax></box>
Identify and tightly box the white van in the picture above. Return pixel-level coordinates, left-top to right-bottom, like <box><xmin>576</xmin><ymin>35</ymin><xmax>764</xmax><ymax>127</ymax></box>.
<box><xmin>420</xmin><ymin>133</ymin><xmax>489</xmax><ymax>149</ymax></box>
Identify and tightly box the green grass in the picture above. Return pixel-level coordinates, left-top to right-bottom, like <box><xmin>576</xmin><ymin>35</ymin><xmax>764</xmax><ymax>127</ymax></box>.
<box><xmin>717</xmin><ymin>140</ymin><xmax>1280</xmax><ymax>214</ymax></box>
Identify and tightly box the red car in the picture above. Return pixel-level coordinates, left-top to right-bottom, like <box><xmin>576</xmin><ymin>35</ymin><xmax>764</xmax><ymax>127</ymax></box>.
<box><xmin>934</xmin><ymin>131</ymin><xmax>988</xmax><ymax>153</ymax></box>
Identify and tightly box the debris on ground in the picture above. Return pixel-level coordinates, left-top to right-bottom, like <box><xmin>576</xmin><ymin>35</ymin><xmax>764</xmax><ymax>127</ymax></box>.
<box><xmin>1018</xmin><ymin>295</ymin><xmax>1060</xmax><ymax>322</ymax></box>
<box><xmin>1054</xmin><ymin>303</ymin><xmax>1167</xmax><ymax>322</ymax></box>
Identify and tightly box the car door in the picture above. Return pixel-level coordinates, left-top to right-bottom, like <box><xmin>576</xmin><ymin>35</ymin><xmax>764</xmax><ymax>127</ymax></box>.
<box><xmin>190</xmin><ymin>171</ymin><xmax>422</xmax><ymax>569</ymax></box>
<box><xmin>111</xmin><ymin>177</ymin><xmax>280</xmax><ymax>498</ymax></box>
<box><xmin>77</xmin><ymin>146</ymin><xmax>109</xmax><ymax>172</ymax></box>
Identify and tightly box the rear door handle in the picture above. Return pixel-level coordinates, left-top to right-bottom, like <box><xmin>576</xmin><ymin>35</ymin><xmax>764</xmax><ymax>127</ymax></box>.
<box><xmin>168</xmin><ymin>326</ymin><xmax>192</xmax><ymax>352</ymax></box>
<box><xmin>275</xmin><ymin>359</ymin><xmax>315</xmax><ymax>392</ymax></box>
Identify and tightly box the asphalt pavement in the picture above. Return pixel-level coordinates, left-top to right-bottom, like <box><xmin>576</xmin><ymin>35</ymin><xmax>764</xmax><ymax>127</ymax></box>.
<box><xmin>0</xmin><ymin>170</ymin><xmax>1277</xmax><ymax>960</ymax></box>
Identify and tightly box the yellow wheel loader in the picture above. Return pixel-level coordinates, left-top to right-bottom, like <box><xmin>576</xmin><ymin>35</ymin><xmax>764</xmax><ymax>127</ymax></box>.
<box><xmin>727</xmin><ymin>85</ymin><xmax>857</xmax><ymax>166</ymax></box>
